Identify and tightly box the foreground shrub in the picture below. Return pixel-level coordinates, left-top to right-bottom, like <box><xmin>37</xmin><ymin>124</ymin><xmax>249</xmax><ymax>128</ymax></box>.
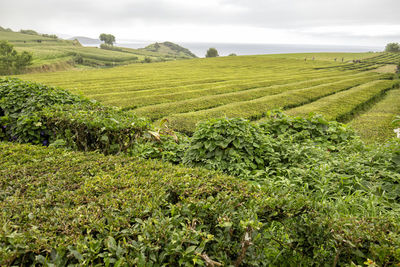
<box><xmin>1</xmin><ymin>142</ymin><xmax>399</xmax><ymax>266</ymax></box>
<box><xmin>258</xmin><ymin>110</ymin><xmax>356</xmax><ymax>144</ymax></box>
<box><xmin>183</xmin><ymin>118</ymin><xmax>277</xmax><ymax>177</ymax></box>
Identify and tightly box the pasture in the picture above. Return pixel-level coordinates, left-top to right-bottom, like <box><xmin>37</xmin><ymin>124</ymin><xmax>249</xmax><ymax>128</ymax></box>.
<box><xmin>17</xmin><ymin>52</ymin><xmax>400</xmax><ymax>141</ymax></box>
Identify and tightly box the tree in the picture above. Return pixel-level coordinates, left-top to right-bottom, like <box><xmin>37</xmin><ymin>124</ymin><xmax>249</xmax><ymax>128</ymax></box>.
<box><xmin>99</xmin><ymin>33</ymin><xmax>116</xmax><ymax>46</ymax></box>
<box><xmin>205</xmin><ymin>48</ymin><xmax>219</xmax><ymax>58</ymax></box>
<box><xmin>0</xmin><ymin>41</ymin><xmax>32</xmax><ymax>74</ymax></box>
<box><xmin>385</xmin><ymin>43</ymin><xmax>400</xmax><ymax>52</ymax></box>
<box><xmin>20</xmin><ymin>29</ymin><xmax>39</xmax><ymax>35</ymax></box>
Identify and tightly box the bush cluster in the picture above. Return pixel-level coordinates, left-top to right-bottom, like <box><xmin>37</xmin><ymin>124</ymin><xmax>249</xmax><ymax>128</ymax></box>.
<box><xmin>0</xmin><ymin>78</ymin><xmax>150</xmax><ymax>154</ymax></box>
<box><xmin>0</xmin><ymin>41</ymin><xmax>33</xmax><ymax>75</ymax></box>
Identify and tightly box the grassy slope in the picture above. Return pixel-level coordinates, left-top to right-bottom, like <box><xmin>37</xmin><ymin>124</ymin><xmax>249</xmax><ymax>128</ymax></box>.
<box><xmin>0</xmin><ymin>30</ymin><xmax>196</xmax><ymax>71</ymax></box>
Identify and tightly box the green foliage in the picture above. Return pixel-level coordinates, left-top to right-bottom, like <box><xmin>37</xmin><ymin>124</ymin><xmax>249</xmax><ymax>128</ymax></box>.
<box><xmin>41</xmin><ymin>33</ymin><xmax>58</xmax><ymax>39</ymax></box>
<box><xmin>385</xmin><ymin>43</ymin><xmax>400</xmax><ymax>52</ymax></box>
<box><xmin>100</xmin><ymin>43</ymin><xmax>123</xmax><ymax>51</ymax></box>
<box><xmin>143</xmin><ymin>42</ymin><xmax>197</xmax><ymax>58</ymax></box>
<box><xmin>259</xmin><ymin>110</ymin><xmax>357</xmax><ymax>144</ymax></box>
<box><xmin>42</xmin><ymin>103</ymin><xmax>149</xmax><ymax>154</ymax></box>
<box><xmin>205</xmin><ymin>47</ymin><xmax>219</xmax><ymax>58</ymax></box>
<box><xmin>19</xmin><ymin>29</ymin><xmax>39</xmax><ymax>35</ymax></box>
<box><xmin>184</xmin><ymin>118</ymin><xmax>275</xmax><ymax>177</ymax></box>
<box><xmin>1</xmin><ymin>137</ymin><xmax>400</xmax><ymax>265</ymax></box>
<box><xmin>99</xmin><ymin>33</ymin><xmax>116</xmax><ymax>46</ymax></box>
<box><xmin>228</xmin><ymin>53</ymin><xmax>237</xmax><ymax>56</ymax></box>
<box><xmin>0</xmin><ymin>40</ymin><xmax>32</xmax><ymax>74</ymax></box>
<box><xmin>143</xmin><ymin>56</ymin><xmax>152</xmax><ymax>63</ymax></box>
<box><xmin>0</xmin><ymin>77</ymin><xmax>85</xmax><ymax>142</ymax></box>
<box><xmin>0</xmin><ymin>78</ymin><xmax>150</xmax><ymax>153</ymax></box>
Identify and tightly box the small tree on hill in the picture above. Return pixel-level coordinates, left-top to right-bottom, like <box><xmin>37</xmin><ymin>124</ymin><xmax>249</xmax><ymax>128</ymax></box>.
<box><xmin>0</xmin><ymin>41</ymin><xmax>32</xmax><ymax>74</ymax></box>
<box><xmin>99</xmin><ymin>33</ymin><xmax>116</xmax><ymax>46</ymax></box>
<box><xmin>385</xmin><ymin>43</ymin><xmax>400</xmax><ymax>52</ymax></box>
<box><xmin>20</xmin><ymin>29</ymin><xmax>39</xmax><ymax>35</ymax></box>
<box><xmin>206</xmin><ymin>48</ymin><xmax>219</xmax><ymax>58</ymax></box>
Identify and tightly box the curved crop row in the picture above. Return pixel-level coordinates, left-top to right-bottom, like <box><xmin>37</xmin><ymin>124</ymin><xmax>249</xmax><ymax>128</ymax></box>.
<box><xmin>164</xmin><ymin>74</ymin><xmax>383</xmax><ymax>133</ymax></box>
<box><xmin>133</xmin><ymin>72</ymin><xmax>376</xmax><ymax>120</ymax></box>
<box><xmin>350</xmin><ymin>88</ymin><xmax>400</xmax><ymax>142</ymax></box>
<box><xmin>101</xmin><ymin>70</ymin><xmax>361</xmax><ymax>108</ymax></box>
<box><xmin>284</xmin><ymin>79</ymin><xmax>400</xmax><ymax>122</ymax></box>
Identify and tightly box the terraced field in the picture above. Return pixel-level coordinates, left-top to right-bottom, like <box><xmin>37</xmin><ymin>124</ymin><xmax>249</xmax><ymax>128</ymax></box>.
<box><xmin>0</xmin><ymin>29</ymin><xmax>196</xmax><ymax>70</ymax></box>
<box><xmin>15</xmin><ymin>52</ymin><xmax>400</xmax><ymax>141</ymax></box>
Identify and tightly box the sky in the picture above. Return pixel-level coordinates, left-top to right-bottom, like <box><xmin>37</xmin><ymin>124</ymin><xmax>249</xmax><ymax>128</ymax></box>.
<box><xmin>1</xmin><ymin>0</ymin><xmax>400</xmax><ymax>46</ymax></box>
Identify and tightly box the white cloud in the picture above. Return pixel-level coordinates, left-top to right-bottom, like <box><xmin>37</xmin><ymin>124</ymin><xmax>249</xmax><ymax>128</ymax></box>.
<box><xmin>0</xmin><ymin>0</ymin><xmax>399</xmax><ymax>45</ymax></box>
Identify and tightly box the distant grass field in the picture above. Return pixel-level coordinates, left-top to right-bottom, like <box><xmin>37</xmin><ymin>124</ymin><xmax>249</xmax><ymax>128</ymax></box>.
<box><xmin>15</xmin><ymin>52</ymin><xmax>400</xmax><ymax>142</ymax></box>
<box><xmin>0</xmin><ymin>30</ymin><xmax>196</xmax><ymax>71</ymax></box>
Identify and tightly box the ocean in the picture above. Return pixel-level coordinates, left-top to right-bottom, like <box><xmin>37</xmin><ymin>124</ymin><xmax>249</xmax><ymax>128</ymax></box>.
<box><xmin>82</xmin><ymin>41</ymin><xmax>384</xmax><ymax>57</ymax></box>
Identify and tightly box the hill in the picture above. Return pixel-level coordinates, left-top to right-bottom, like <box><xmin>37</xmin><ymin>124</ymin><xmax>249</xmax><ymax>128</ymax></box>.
<box><xmin>68</xmin><ymin>36</ymin><xmax>101</xmax><ymax>44</ymax></box>
<box><xmin>16</xmin><ymin>52</ymin><xmax>400</xmax><ymax>142</ymax></box>
<box><xmin>142</xmin><ymin>41</ymin><xmax>197</xmax><ymax>58</ymax></box>
<box><xmin>0</xmin><ymin>28</ymin><xmax>197</xmax><ymax>72</ymax></box>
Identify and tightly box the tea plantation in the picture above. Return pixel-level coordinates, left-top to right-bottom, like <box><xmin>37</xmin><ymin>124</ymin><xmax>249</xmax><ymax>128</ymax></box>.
<box><xmin>1</xmin><ymin>77</ymin><xmax>400</xmax><ymax>266</ymax></box>
<box><xmin>17</xmin><ymin>52</ymin><xmax>400</xmax><ymax>141</ymax></box>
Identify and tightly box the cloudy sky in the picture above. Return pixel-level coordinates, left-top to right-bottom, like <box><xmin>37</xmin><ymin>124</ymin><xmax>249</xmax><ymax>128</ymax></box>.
<box><xmin>1</xmin><ymin>0</ymin><xmax>399</xmax><ymax>46</ymax></box>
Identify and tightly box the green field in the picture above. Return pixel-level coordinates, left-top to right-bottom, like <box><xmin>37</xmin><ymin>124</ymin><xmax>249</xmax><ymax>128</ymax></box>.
<box><xmin>2</xmin><ymin>54</ymin><xmax>400</xmax><ymax>265</ymax></box>
<box><xmin>0</xmin><ymin>29</ymin><xmax>196</xmax><ymax>71</ymax></box>
<box><xmin>15</xmin><ymin>52</ymin><xmax>400</xmax><ymax>141</ymax></box>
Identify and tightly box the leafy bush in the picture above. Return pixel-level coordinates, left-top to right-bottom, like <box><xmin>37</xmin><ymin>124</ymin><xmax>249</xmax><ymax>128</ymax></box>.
<box><xmin>0</xmin><ymin>77</ymin><xmax>85</xmax><ymax>144</ymax></box>
<box><xmin>100</xmin><ymin>43</ymin><xmax>123</xmax><ymax>52</ymax></box>
<box><xmin>259</xmin><ymin>110</ymin><xmax>356</xmax><ymax>144</ymax></box>
<box><xmin>41</xmin><ymin>103</ymin><xmax>149</xmax><ymax>154</ymax></box>
<box><xmin>183</xmin><ymin>118</ymin><xmax>277</xmax><ymax>177</ymax></box>
<box><xmin>0</xmin><ymin>78</ymin><xmax>150</xmax><ymax>153</ymax></box>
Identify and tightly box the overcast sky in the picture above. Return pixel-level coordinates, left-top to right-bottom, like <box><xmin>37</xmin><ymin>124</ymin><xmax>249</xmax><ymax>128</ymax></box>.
<box><xmin>1</xmin><ymin>0</ymin><xmax>399</xmax><ymax>46</ymax></box>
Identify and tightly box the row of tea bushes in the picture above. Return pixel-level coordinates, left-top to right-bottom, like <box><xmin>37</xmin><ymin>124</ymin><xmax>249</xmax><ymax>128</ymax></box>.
<box><xmin>0</xmin><ymin>77</ymin><xmax>150</xmax><ymax>154</ymax></box>
<box><xmin>1</xmin><ymin>141</ymin><xmax>400</xmax><ymax>266</ymax></box>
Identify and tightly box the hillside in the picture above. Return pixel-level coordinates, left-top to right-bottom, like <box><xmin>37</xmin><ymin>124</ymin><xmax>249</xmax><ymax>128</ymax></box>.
<box><xmin>142</xmin><ymin>41</ymin><xmax>197</xmax><ymax>58</ymax></box>
<box><xmin>0</xmin><ymin>28</ymin><xmax>197</xmax><ymax>72</ymax></box>
<box><xmin>16</xmin><ymin>52</ymin><xmax>400</xmax><ymax>142</ymax></box>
